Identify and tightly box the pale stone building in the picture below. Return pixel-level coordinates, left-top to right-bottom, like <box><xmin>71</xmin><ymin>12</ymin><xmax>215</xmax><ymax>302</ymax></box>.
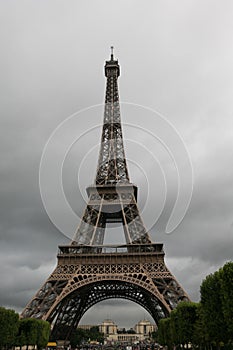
<box><xmin>99</xmin><ymin>319</ymin><xmax>118</xmax><ymax>335</ymax></box>
<box><xmin>134</xmin><ymin>319</ymin><xmax>156</xmax><ymax>335</ymax></box>
<box><xmin>99</xmin><ymin>319</ymin><xmax>156</xmax><ymax>344</ymax></box>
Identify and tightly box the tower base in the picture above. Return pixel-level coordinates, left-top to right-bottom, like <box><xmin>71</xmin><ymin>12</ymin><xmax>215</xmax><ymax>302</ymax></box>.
<box><xmin>22</xmin><ymin>243</ymin><xmax>189</xmax><ymax>340</ymax></box>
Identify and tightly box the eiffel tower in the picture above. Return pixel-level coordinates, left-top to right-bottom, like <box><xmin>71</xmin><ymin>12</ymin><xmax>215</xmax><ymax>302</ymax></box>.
<box><xmin>22</xmin><ymin>48</ymin><xmax>190</xmax><ymax>340</ymax></box>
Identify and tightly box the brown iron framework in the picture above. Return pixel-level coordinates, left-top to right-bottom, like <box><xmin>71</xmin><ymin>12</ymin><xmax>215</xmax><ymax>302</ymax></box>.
<box><xmin>21</xmin><ymin>49</ymin><xmax>190</xmax><ymax>340</ymax></box>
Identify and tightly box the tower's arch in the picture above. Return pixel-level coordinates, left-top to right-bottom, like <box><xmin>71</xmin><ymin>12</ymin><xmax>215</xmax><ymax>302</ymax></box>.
<box><xmin>45</xmin><ymin>278</ymin><xmax>170</xmax><ymax>340</ymax></box>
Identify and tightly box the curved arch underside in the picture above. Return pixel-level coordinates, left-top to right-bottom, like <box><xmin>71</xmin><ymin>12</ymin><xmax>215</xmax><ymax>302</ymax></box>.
<box><xmin>49</xmin><ymin>280</ymin><xmax>169</xmax><ymax>340</ymax></box>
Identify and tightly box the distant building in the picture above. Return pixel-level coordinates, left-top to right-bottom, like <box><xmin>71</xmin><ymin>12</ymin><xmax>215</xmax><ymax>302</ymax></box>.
<box><xmin>99</xmin><ymin>319</ymin><xmax>117</xmax><ymax>335</ymax></box>
<box><xmin>134</xmin><ymin>319</ymin><xmax>156</xmax><ymax>335</ymax></box>
<box><xmin>99</xmin><ymin>319</ymin><xmax>156</xmax><ymax>344</ymax></box>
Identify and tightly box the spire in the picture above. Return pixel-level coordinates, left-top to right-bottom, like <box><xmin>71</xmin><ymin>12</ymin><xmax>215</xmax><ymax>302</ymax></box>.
<box><xmin>73</xmin><ymin>52</ymin><xmax>151</xmax><ymax>247</ymax></box>
<box><xmin>95</xmin><ymin>50</ymin><xmax>129</xmax><ymax>185</ymax></box>
<box><xmin>110</xmin><ymin>45</ymin><xmax>114</xmax><ymax>60</ymax></box>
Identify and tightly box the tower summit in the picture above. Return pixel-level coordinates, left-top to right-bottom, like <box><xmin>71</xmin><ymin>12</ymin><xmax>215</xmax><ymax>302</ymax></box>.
<box><xmin>21</xmin><ymin>52</ymin><xmax>190</xmax><ymax>341</ymax></box>
<box><xmin>96</xmin><ymin>47</ymin><xmax>127</xmax><ymax>185</ymax></box>
<box><xmin>73</xmin><ymin>48</ymin><xmax>151</xmax><ymax>246</ymax></box>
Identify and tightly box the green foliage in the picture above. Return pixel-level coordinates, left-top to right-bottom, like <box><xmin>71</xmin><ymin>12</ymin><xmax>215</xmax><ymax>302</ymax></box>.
<box><xmin>192</xmin><ymin>302</ymin><xmax>210</xmax><ymax>347</ymax></box>
<box><xmin>157</xmin><ymin>318</ymin><xmax>166</xmax><ymax>345</ymax></box>
<box><xmin>15</xmin><ymin>318</ymin><xmax>50</xmax><ymax>348</ymax></box>
<box><xmin>160</xmin><ymin>301</ymin><xmax>199</xmax><ymax>348</ymax></box>
<box><xmin>70</xmin><ymin>326</ymin><xmax>104</xmax><ymax>347</ymax></box>
<box><xmin>36</xmin><ymin>319</ymin><xmax>51</xmax><ymax>350</ymax></box>
<box><xmin>17</xmin><ymin>318</ymin><xmax>38</xmax><ymax>347</ymax></box>
<box><xmin>201</xmin><ymin>270</ymin><xmax>228</xmax><ymax>344</ymax></box>
<box><xmin>126</xmin><ymin>328</ymin><xmax>136</xmax><ymax>334</ymax></box>
<box><xmin>70</xmin><ymin>328</ymin><xmax>85</xmax><ymax>346</ymax></box>
<box><xmin>89</xmin><ymin>326</ymin><xmax>104</xmax><ymax>343</ymax></box>
<box><xmin>175</xmin><ymin>301</ymin><xmax>198</xmax><ymax>345</ymax></box>
<box><xmin>151</xmin><ymin>330</ymin><xmax>158</xmax><ymax>341</ymax></box>
<box><xmin>170</xmin><ymin>308</ymin><xmax>179</xmax><ymax>345</ymax></box>
<box><xmin>157</xmin><ymin>261</ymin><xmax>233</xmax><ymax>349</ymax></box>
<box><xmin>220</xmin><ymin>261</ymin><xmax>233</xmax><ymax>340</ymax></box>
<box><xmin>158</xmin><ymin>318</ymin><xmax>173</xmax><ymax>349</ymax></box>
<box><xmin>0</xmin><ymin>307</ymin><xmax>19</xmax><ymax>349</ymax></box>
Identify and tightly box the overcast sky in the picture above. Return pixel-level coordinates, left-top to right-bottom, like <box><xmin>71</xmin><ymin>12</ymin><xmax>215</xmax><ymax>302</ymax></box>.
<box><xmin>1</xmin><ymin>0</ymin><xmax>233</xmax><ymax>329</ymax></box>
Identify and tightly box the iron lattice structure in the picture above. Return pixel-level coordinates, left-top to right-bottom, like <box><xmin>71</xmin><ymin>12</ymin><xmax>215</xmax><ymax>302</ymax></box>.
<box><xmin>22</xmin><ymin>50</ymin><xmax>190</xmax><ymax>340</ymax></box>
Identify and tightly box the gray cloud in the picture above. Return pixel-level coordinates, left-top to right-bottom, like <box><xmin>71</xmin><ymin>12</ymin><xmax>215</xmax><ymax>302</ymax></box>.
<box><xmin>1</xmin><ymin>0</ymin><xmax>233</xmax><ymax>329</ymax></box>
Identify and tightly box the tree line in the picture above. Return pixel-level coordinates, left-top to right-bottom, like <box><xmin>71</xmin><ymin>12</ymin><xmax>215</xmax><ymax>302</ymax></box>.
<box><xmin>0</xmin><ymin>307</ymin><xmax>50</xmax><ymax>350</ymax></box>
<box><xmin>157</xmin><ymin>261</ymin><xmax>233</xmax><ymax>349</ymax></box>
<box><xmin>69</xmin><ymin>326</ymin><xmax>139</xmax><ymax>347</ymax></box>
<box><xmin>70</xmin><ymin>326</ymin><xmax>104</xmax><ymax>347</ymax></box>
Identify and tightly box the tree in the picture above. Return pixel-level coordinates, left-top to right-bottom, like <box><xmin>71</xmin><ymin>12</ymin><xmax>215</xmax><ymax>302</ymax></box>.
<box><xmin>158</xmin><ymin>318</ymin><xmax>173</xmax><ymax>350</ymax></box>
<box><xmin>36</xmin><ymin>320</ymin><xmax>50</xmax><ymax>350</ymax></box>
<box><xmin>70</xmin><ymin>327</ymin><xmax>104</xmax><ymax>347</ymax></box>
<box><xmin>88</xmin><ymin>326</ymin><xmax>104</xmax><ymax>343</ymax></box>
<box><xmin>16</xmin><ymin>319</ymin><xmax>38</xmax><ymax>349</ymax></box>
<box><xmin>193</xmin><ymin>303</ymin><xmax>210</xmax><ymax>349</ymax></box>
<box><xmin>0</xmin><ymin>307</ymin><xmax>19</xmax><ymax>349</ymax></box>
<box><xmin>15</xmin><ymin>318</ymin><xmax>50</xmax><ymax>350</ymax></box>
<box><xmin>151</xmin><ymin>330</ymin><xmax>158</xmax><ymax>341</ymax></box>
<box><xmin>70</xmin><ymin>328</ymin><xmax>87</xmax><ymax>347</ymax></box>
<box><xmin>174</xmin><ymin>301</ymin><xmax>198</xmax><ymax>346</ymax></box>
<box><xmin>220</xmin><ymin>261</ymin><xmax>233</xmax><ymax>341</ymax></box>
<box><xmin>170</xmin><ymin>308</ymin><xmax>179</xmax><ymax>346</ymax></box>
<box><xmin>157</xmin><ymin>303</ymin><xmax>199</xmax><ymax>349</ymax></box>
<box><xmin>158</xmin><ymin>262</ymin><xmax>233</xmax><ymax>350</ymax></box>
<box><xmin>127</xmin><ymin>328</ymin><xmax>136</xmax><ymax>334</ymax></box>
<box><xmin>200</xmin><ymin>270</ymin><xmax>228</xmax><ymax>346</ymax></box>
<box><xmin>158</xmin><ymin>318</ymin><xmax>166</xmax><ymax>346</ymax></box>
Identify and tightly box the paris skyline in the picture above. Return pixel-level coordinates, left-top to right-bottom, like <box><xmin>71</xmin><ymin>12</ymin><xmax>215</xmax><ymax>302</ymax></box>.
<box><xmin>1</xmin><ymin>0</ymin><xmax>233</xmax><ymax>328</ymax></box>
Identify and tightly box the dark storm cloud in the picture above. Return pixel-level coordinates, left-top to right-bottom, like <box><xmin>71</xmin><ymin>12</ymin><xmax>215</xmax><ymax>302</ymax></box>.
<box><xmin>0</xmin><ymin>0</ymin><xmax>233</xmax><ymax>328</ymax></box>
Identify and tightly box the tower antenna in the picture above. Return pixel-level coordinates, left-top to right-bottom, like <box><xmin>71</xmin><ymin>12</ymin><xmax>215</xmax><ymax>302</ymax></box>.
<box><xmin>111</xmin><ymin>46</ymin><xmax>114</xmax><ymax>60</ymax></box>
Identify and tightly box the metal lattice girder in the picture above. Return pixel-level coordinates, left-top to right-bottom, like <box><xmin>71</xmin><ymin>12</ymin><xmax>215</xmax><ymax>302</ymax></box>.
<box><xmin>49</xmin><ymin>280</ymin><xmax>169</xmax><ymax>340</ymax></box>
<box><xmin>21</xmin><ymin>248</ymin><xmax>190</xmax><ymax>341</ymax></box>
<box><xmin>73</xmin><ymin>202</ymin><xmax>106</xmax><ymax>245</ymax></box>
<box><xmin>152</xmin><ymin>277</ymin><xmax>189</xmax><ymax>309</ymax></box>
<box><xmin>21</xmin><ymin>280</ymin><xmax>68</xmax><ymax>319</ymax></box>
<box><xmin>72</xmin><ymin>184</ymin><xmax>152</xmax><ymax>246</ymax></box>
<box><xmin>95</xmin><ymin>55</ymin><xmax>129</xmax><ymax>185</ymax></box>
<box><xmin>73</xmin><ymin>52</ymin><xmax>151</xmax><ymax>246</ymax></box>
<box><xmin>21</xmin><ymin>51</ymin><xmax>190</xmax><ymax>342</ymax></box>
<box><xmin>22</xmin><ymin>243</ymin><xmax>190</xmax><ymax>340</ymax></box>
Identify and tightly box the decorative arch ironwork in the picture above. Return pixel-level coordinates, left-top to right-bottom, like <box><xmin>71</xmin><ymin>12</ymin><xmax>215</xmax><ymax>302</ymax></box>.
<box><xmin>47</xmin><ymin>279</ymin><xmax>170</xmax><ymax>341</ymax></box>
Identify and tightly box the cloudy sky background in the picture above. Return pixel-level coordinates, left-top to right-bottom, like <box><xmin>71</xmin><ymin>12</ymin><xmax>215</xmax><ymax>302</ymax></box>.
<box><xmin>1</xmin><ymin>0</ymin><xmax>233</xmax><ymax>328</ymax></box>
